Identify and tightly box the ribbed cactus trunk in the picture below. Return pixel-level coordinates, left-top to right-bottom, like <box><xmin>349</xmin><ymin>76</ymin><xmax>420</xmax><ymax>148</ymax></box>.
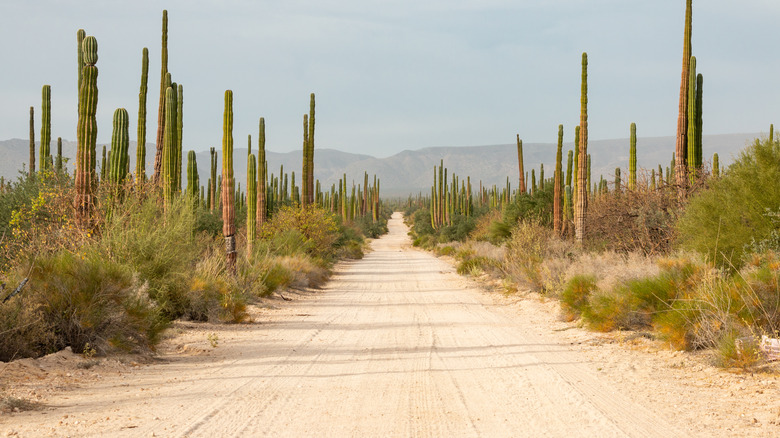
<box><xmin>209</xmin><ymin>147</ymin><xmax>217</xmax><ymax>212</ymax></box>
<box><xmin>674</xmin><ymin>0</ymin><xmax>693</xmax><ymax>201</ymax></box>
<box><xmin>694</xmin><ymin>73</ymin><xmax>703</xmax><ymax>173</ymax></box>
<box><xmin>257</xmin><ymin>118</ymin><xmax>267</xmax><ymax>227</ymax></box>
<box><xmin>136</xmin><ymin>47</ymin><xmax>149</xmax><ymax>184</ymax></box>
<box><xmin>100</xmin><ymin>146</ymin><xmax>107</xmax><ymax>181</ymax></box>
<box><xmin>517</xmin><ymin>135</ymin><xmax>526</xmax><ymax>194</ymax></box>
<box><xmin>176</xmin><ymin>84</ymin><xmax>183</xmax><ymax>193</ymax></box>
<box><xmin>770</xmin><ymin>124</ymin><xmax>774</xmax><ymax>143</ymax></box>
<box><xmin>629</xmin><ymin>122</ymin><xmax>637</xmax><ymax>191</ymax></box>
<box><xmin>614</xmin><ymin>168</ymin><xmax>621</xmax><ymax>195</ymax></box>
<box><xmin>539</xmin><ymin>164</ymin><xmax>544</xmax><ymax>191</ymax></box>
<box><xmin>56</xmin><ymin>137</ymin><xmax>63</xmax><ymax>172</ymax></box>
<box><xmin>572</xmin><ymin>125</ymin><xmax>579</xmax><ymax>223</ymax></box>
<box><xmin>109</xmin><ymin>108</ymin><xmax>130</xmax><ymax>187</ymax></box>
<box><xmin>76</xmin><ymin>36</ymin><xmax>99</xmax><ymax>228</ymax></box>
<box><xmin>247</xmin><ymin>153</ymin><xmax>257</xmax><ymax>254</ymax></box>
<box><xmin>162</xmin><ymin>87</ymin><xmax>177</xmax><ymax>208</ymax></box>
<box><xmin>222</xmin><ymin>90</ymin><xmax>236</xmax><ymax>273</ymax></box>
<box><xmin>686</xmin><ymin>56</ymin><xmax>698</xmax><ymax>184</ymax></box>
<box><xmin>307</xmin><ymin>93</ymin><xmax>315</xmax><ymax>205</ymax></box>
<box><xmin>40</xmin><ymin>85</ymin><xmax>51</xmax><ymax>171</ymax></box>
<box><xmin>575</xmin><ymin>52</ymin><xmax>589</xmax><ymax>244</ymax></box>
<box><xmin>187</xmin><ymin>150</ymin><xmax>198</xmax><ymax>206</ymax></box>
<box><xmin>553</xmin><ymin>124</ymin><xmax>563</xmax><ymax>235</ymax></box>
<box><xmin>153</xmin><ymin>10</ymin><xmax>169</xmax><ymax>183</ymax></box>
<box><xmin>28</xmin><ymin>107</ymin><xmax>35</xmax><ymax>175</ymax></box>
<box><xmin>712</xmin><ymin>153</ymin><xmax>719</xmax><ymax>178</ymax></box>
<box><xmin>301</xmin><ymin>114</ymin><xmax>309</xmax><ymax>207</ymax></box>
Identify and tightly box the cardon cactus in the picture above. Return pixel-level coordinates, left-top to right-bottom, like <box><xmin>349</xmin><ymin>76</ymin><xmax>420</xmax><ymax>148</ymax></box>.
<box><xmin>629</xmin><ymin>122</ymin><xmax>636</xmax><ymax>191</ymax></box>
<box><xmin>614</xmin><ymin>167</ymin><xmax>621</xmax><ymax>195</ymax></box>
<box><xmin>77</xmin><ymin>29</ymin><xmax>85</xmax><ymax>91</ymax></box>
<box><xmin>302</xmin><ymin>114</ymin><xmax>309</xmax><ymax>206</ymax></box>
<box><xmin>307</xmin><ymin>93</ymin><xmax>315</xmax><ymax>205</ymax></box>
<box><xmin>109</xmin><ymin>108</ymin><xmax>130</xmax><ymax>186</ymax></box>
<box><xmin>76</xmin><ymin>35</ymin><xmax>99</xmax><ymax>227</ymax></box>
<box><xmin>257</xmin><ymin>117</ymin><xmax>267</xmax><ymax>226</ymax></box>
<box><xmin>517</xmin><ymin>135</ymin><xmax>525</xmax><ymax>194</ymax></box>
<box><xmin>222</xmin><ymin>90</ymin><xmax>236</xmax><ymax>272</ymax></box>
<box><xmin>176</xmin><ymin>83</ymin><xmax>183</xmax><ymax>192</ymax></box>
<box><xmin>153</xmin><ymin>10</ymin><xmax>169</xmax><ymax>182</ymax></box>
<box><xmin>553</xmin><ymin>124</ymin><xmax>563</xmax><ymax>235</ymax></box>
<box><xmin>687</xmin><ymin>56</ymin><xmax>698</xmax><ymax>183</ymax></box>
<box><xmin>210</xmin><ymin>147</ymin><xmax>217</xmax><ymax>212</ymax></box>
<box><xmin>40</xmin><ymin>85</ymin><xmax>51</xmax><ymax>171</ymax></box>
<box><xmin>675</xmin><ymin>0</ymin><xmax>693</xmax><ymax>200</ymax></box>
<box><xmin>575</xmin><ymin>52</ymin><xmax>588</xmax><ymax>244</ymax></box>
<box><xmin>247</xmin><ymin>153</ymin><xmax>257</xmax><ymax>253</ymax></box>
<box><xmin>187</xmin><ymin>150</ymin><xmax>198</xmax><ymax>205</ymax></box>
<box><xmin>136</xmin><ymin>47</ymin><xmax>149</xmax><ymax>183</ymax></box>
<box><xmin>162</xmin><ymin>87</ymin><xmax>177</xmax><ymax>207</ymax></box>
<box><xmin>56</xmin><ymin>137</ymin><xmax>63</xmax><ymax>172</ymax></box>
<box><xmin>713</xmin><ymin>153</ymin><xmax>720</xmax><ymax>178</ymax></box>
<box><xmin>29</xmin><ymin>107</ymin><xmax>35</xmax><ymax>174</ymax></box>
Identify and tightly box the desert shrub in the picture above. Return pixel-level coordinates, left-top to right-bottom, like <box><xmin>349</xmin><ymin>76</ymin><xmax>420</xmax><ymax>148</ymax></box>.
<box><xmin>677</xmin><ymin>137</ymin><xmax>780</xmax><ymax>268</ymax></box>
<box><xmin>469</xmin><ymin>209</ymin><xmax>502</xmax><ymax>242</ymax></box>
<box><xmin>8</xmin><ymin>251</ymin><xmax>164</xmax><ymax>356</ymax></box>
<box><xmin>98</xmin><ymin>194</ymin><xmax>198</xmax><ymax>319</ymax></box>
<box><xmin>0</xmin><ymin>282</ymin><xmax>56</xmax><ymax>361</ymax></box>
<box><xmin>456</xmin><ymin>256</ymin><xmax>501</xmax><ymax>277</ymax></box>
<box><xmin>259</xmin><ymin>205</ymin><xmax>339</xmax><ymax>262</ymax></box>
<box><xmin>584</xmin><ymin>185</ymin><xmax>679</xmax><ymax>255</ymax></box>
<box><xmin>560</xmin><ymin>275</ymin><xmax>597</xmax><ymax>321</ymax></box>
<box><xmin>186</xmin><ymin>274</ymin><xmax>248</xmax><ymax>323</ymax></box>
<box><xmin>504</xmin><ymin>220</ymin><xmax>576</xmax><ymax>292</ymax></box>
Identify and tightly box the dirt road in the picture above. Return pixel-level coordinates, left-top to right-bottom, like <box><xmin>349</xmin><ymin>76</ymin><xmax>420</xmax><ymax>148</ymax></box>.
<box><xmin>0</xmin><ymin>213</ymin><xmax>736</xmax><ymax>436</ymax></box>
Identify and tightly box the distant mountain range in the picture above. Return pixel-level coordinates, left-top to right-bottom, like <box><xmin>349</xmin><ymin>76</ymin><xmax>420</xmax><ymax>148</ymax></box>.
<box><xmin>0</xmin><ymin>133</ymin><xmax>761</xmax><ymax>196</ymax></box>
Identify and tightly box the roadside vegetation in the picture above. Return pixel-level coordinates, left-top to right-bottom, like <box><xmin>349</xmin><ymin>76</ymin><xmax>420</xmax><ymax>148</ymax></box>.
<box><xmin>407</xmin><ymin>136</ymin><xmax>780</xmax><ymax>370</ymax></box>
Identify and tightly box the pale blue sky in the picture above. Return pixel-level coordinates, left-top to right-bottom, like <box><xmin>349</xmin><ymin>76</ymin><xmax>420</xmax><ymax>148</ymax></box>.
<box><xmin>1</xmin><ymin>0</ymin><xmax>778</xmax><ymax>157</ymax></box>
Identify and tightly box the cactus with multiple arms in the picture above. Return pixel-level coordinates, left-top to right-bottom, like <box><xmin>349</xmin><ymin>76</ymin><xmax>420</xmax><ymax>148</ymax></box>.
<box><xmin>553</xmin><ymin>124</ymin><xmax>563</xmax><ymax>235</ymax></box>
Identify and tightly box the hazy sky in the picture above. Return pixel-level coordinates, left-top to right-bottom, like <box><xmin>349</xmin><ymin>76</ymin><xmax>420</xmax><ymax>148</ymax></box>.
<box><xmin>1</xmin><ymin>0</ymin><xmax>778</xmax><ymax>157</ymax></box>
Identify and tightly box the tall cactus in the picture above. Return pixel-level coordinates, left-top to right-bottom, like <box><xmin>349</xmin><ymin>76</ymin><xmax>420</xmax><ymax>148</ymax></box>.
<box><xmin>614</xmin><ymin>168</ymin><xmax>621</xmax><ymax>195</ymax></box>
<box><xmin>307</xmin><ymin>93</ymin><xmax>315</xmax><ymax>205</ymax></box>
<box><xmin>136</xmin><ymin>47</ymin><xmax>149</xmax><ymax>183</ymax></box>
<box><xmin>40</xmin><ymin>85</ymin><xmax>51</xmax><ymax>171</ymax></box>
<box><xmin>517</xmin><ymin>135</ymin><xmax>526</xmax><ymax>194</ymax></box>
<box><xmin>28</xmin><ymin>107</ymin><xmax>35</xmax><ymax>175</ymax></box>
<box><xmin>572</xmin><ymin>125</ymin><xmax>579</xmax><ymax>222</ymax></box>
<box><xmin>674</xmin><ymin>0</ymin><xmax>693</xmax><ymax>201</ymax></box>
<box><xmin>247</xmin><ymin>153</ymin><xmax>257</xmax><ymax>254</ymax></box>
<box><xmin>771</xmin><ymin>124</ymin><xmax>774</xmax><ymax>143</ymax></box>
<box><xmin>222</xmin><ymin>90</ymin><xmax>236</xmax><ymax>272</ymax></box>
<box><xmin>553</xmin><ymin>124</ymin><xmax>563</xmax><ymax>235</ymax></box>
<box><xmin>108</xmin><ymin>108</ymin><xmax>130</xmax><ymax>186</ymax></box>
<box><xmin>694</xmin><ymin>73</ymin><xmax>703</xmax><ymax>173</ymax></box>
<box><xmin>176</xmin><ymin>83</ymin><xmax>183</xmax><ymax>192</ymax></box>
<box><xmin>301</xmin><ymin>113</ymin><xmax>309</xmax><ymax>207</ymax></box>
<box><xmin>77</xmin><ymin>29</ymin><xmax>86</xmax><ymax>91</ymax></box>
<box><xmin>712</xmin><ymin>153</ymin><xmax>720</xmax><ymax>178</ymax></box>
<box><xmin>209</xmin><ymin>147</ymin><xmax>217</xmax><ymax>212</ymax></box>
<box><xmin>575</xmin><ymin>52</ymin><xmax>588</xmax><ymax>244</ymax></box>
<box><xmin>686</xmin><ymin>56</ymin><xmax>698</xmax><ymax>183</ymax></box>
<box><xmin>187</xmin><ymin>150</ymin><xmax>198</xmax><ymax>205</ymax></box>
<box><xmin>56</xmin><ymin>137</ymin><xmax>63</xmax><ymax>172</ymax></box>
<box><xmin>257</xmin><ymin>118</ymin><xmax>267</xmax><ymax>226</ymax></box>
<box><xmin>162</xmin><ymin>87</ymin><xmax>177</xmax><ymax>207</ymax></box>
<box><xmin>153</xmin><ymin>10</ymin><xmax>169</xmax><ymax>183</ymax></box>
<box><xmin>76</xmin><ymin>35</ymin><xmax>99</xmax><ymax>227</ymax></box>
<box><xmin>629</xmin><ymin>122</ymin><xmax>637</xmax><ymax>191</ymax></box>
<box><xmin>100</xmin><ymin>146</ymin><xmax>107</xmax><ymax>181</ymax></box>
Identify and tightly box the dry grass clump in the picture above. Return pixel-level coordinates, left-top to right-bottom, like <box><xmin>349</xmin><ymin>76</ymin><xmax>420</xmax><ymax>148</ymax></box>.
<box><xmin>503</xmin><ymin>220</ymin><xmax>578</xmax><ymax>292</ymax></box>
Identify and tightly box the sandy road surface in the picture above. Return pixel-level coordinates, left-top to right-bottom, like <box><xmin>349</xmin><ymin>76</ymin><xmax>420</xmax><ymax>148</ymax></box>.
<box><xmin>2</xmin><ymin>213</ymin><xmax>699</xmax><ymax>436</ymax></box>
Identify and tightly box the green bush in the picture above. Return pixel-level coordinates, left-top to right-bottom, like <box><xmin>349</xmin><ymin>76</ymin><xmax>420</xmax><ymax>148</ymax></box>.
<box><xmin>677</xmin><ymin>137</ymin><xmax>780</xmax><ymax>268</ymax></box>
<box><xmin>560</xmin><ymin>275</ymin><xmax>597</xmax><ymax>321</ymax></box>
<box><xmin>3</xmin><ymin>250</ymin><xmax>164</xmax><ymax>357</ymax></box>
<box><xmin>98</xmin><ymin>195</ymin><xmax>198</xmax><ymax>319</ymax></box>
